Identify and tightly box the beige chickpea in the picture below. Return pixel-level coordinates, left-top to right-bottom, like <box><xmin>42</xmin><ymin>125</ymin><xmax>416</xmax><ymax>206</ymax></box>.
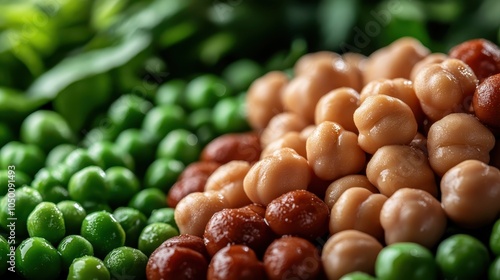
<box><xmin>294</xmin><ymin>51</ymin><xmax>337</xmax><ymax>76</ymax></box>
<box><xmin>321</xmin><ymin>230</ymin><xmax>383</xmax><ymax>280</ymax></box>
<box><xmin>414</xmin><ymin>58</ymin><xmax>478</xmax><ymax>122</ymax></box>
<box><xmin>342</xmin><ymin>52</ymin><xmax>366</xmax><ymax>91</ymax></box>
<box><xmin>174</xmin><ymin>191</ymin><xmax>230</xmax><ymax>237</ymax></box>
<box><xmin>427</xmin><ymin>113</ymin><xmax>495</xmax><ymax>176</ymax></box>
<box><xmin>324</xmin><ymin>175</ymin><xmax>378</xmax><ymax>209</ymax></box>
<box><xmin>360</xmin><ymin>78</ymin><xmax>424</xmax><ymax>124</ymax></box>
<box><xmin>306</xmin><ymin>121</ymin><xmax>366</xmax><ymax>181</ymax></box>
<box><xmin>366</xmin><ymin>145</ymin><xmax>438</xmax><ymax>197</ymax></box>
<box><xmin>363</xmin><ymin>37</ymin><xmax>430</xmax><ymax>84</ymax></box>
<box><xmin>330</xmin><ymin>187</ymin><xmax>387</xmax><ymax>241</ymax></box>
<box><xmin>441</xmin><ymin>160</ymin><xmax>500</xmax><ymax>228</ymax></box>
<box><xmin>260</xmin><ymin>131</ymin><xmax>307</xmax><ymax>159</ymax></box>
<box><xmin>315</xmin><ymin>87</ymin><xmax>360</xmax><ymax>133</ymax></box>
<box><xmin>246</xmin><ymin>71</ymin><xmax>287</xmax><ymax>131</ymax></box>
<box><xmin>260</xmin><ymin>112</ymin><xmax>309</xmax><ymax>147</ymax></box>
<box><xmin>243</xmin><ymin>148</ymin><xmax>311</xmax><ymax>206</ymax></box>
<box><xmin>410</xmin><ymin>53</ymin><xmax>448</xmax><ymax>81</ymax></box>
<box><xmin>299</xmin><ymin>125</ymin><xmax>316</xmax><ymax>140</ymax></box>
<box><xmin>354</xmin><ymin>95</ymin><xmax>418</xmax><ymax>154</ymax></box>
<box><xmin>205</xmin><ymin>161</ymin><xmax>252</xmax><ymax>208</ymax></box>
<box><xmin>380</xmin><ymin>188</ymin><xmax>446</xmax><ymax>248</ymax></box>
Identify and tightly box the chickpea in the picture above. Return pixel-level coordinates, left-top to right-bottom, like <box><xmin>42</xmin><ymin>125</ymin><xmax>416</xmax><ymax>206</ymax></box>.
<box><xmin>449</xmin><ymin>39</ymin><xmax>500</xmax><ymax>82</ymax></box>
<box><xmin>427</xmin><ymin>113</ymin><xmax>495</xmax><ymax>176</ymax></box>
<box><xmin>473</xmin><ymin>73</ymin><xmax>500</xmax><ymax>128</ymax></box>
<box><xmin>146</xmin><ymin>246</ymin><xmax>208</xmax><ymax>280</ymax></box>
<box><xmin>167</xmin><ymin>176</ymin><xmax>208</xmax><ymax>208</ymax></box>
<box><xmin>359</xmin><ymin>78</ymin><xmax>424</xmax><ymax>124</ymax></box>
<box><xmin>260</xmin><ymin>112</ymin><xmax>309</xmax><ymax>147</ymax></box>
<box><xmin>300</xmin><ymin>125</ymin><xmax>316</xmax><ymax>140</ymax></box>
<box><xmin>207</xmin><ymin>245</ymin><xmax>266</xmax><ymax>280</ymax></box>
<box><xmin>315</xmin><ymin>87</ymin><xmax>360</xmax><ymax>133</ymax></box>
<box><xmin>174</xmin><ymin>190</ymin><xmax>229</xmax><ymax>237</ymax></box>
<box><xmin>324</xmin><ymin>174</ymin><xmax>378</xmax><ymax>209</ymax></box>
<box><xmin>380</xmin><ymin>188</ymin><xmax>447</xmax><ymax>248</ymax></box>
<box><xmin>260</xmin><ymin>131</ymin><xmax>307</xmax><ymax>159</ymax></box>
<box><xmin>363</xmin><ymin>37</ymin><xmax>430</xmax><ymax>84</ymax></box>
<box><xmin>354</xmin><ymin>95</ymin><xmax>418</xmax><ymax>154</ymax></box>
<box><xmin>366</xmin><ymin>145</ymin><xmax>438</xmax><ymax>197</ymax></box>
<box><xmin>321</xmin><ymin>230</ymin><xmax>383</xmax><ymax>280</ymax></box>
<box><xmin>179</xmin><ymin>161</ymin><xmax>221</xmax><ymax>180</ymax></box>
<box><xmin>306</xmin><ymin>121</ymin><xmax>365</xmax><ymax>180</ymax></box>
<box><xmin>410</xmin><ymin>53</ymin><xmax>448</xmax><ymax>81</ymax></box>
<box><xmin>441</xmin><ymin>160</ymin><xmax>500</xmax><ymax>228</ymax></box>
<box><xmin>201</xmin><ymin>132</ymin><xmax>261</xmax><ymax>164</ymax></box>
<box><xmin>243</xmin><ymin>148</ymin><xmax>311</xmax><ymax>206</ymax></box>
<box><xmin>413</xmin><ymin>58</ymin><xmax>478</xmax><ymax>122</ymax></box>
<box><xmin>330</xmin><ymin>187</ymin><xmax>387</xmax><ymax>241</ymax></box>
<box><xmin>205</xmin><ymin>161</ymin><xmax>252</xmax><ymax>208</ymax></box>
<box><xmin>342</xmin><ymin>52</ymin><xmax>367</xmax><ymax>91</ymax></box>
<box><xmin>246</xmin><ymin>71</ymin><xmax>287</xmax><ymax>130</ymax></box>
<box><xmin>155</xmin><ymin>234</ymin><xmax>209</xmax><ymax>260</ymax></box>
<box><xmin>294</xmin><ymin>51</ymin><xmax>337</xmax><ymax>76</ymax></box>
<box><xmin>409</xmin><ymin>132</ymin><xmax>428</xmax><ymax>156</ymax></box>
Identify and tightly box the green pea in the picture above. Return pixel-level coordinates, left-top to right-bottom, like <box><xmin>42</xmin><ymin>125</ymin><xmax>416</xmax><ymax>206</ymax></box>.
<box><xmin>20</xmin><ymin>110</ymin><xmax>75</xmax><ymax>153</ymax></box>
<box><xmin>0</xmin><ymin>169</ymin><xmax>30</xmax><ymax>196</ymax></box>
<box><xmin>32</xmin><ymin>168</ymin><xmax>69</xmax><ymax>203</ymax></box>
<box><xmin>0</xmin><ymin>236</ymin><xmax>9</xmax><ymax>275</ymax></box>
<box><xmin>142</xmin><ymin>104</ymin><xmax>187</xmax><ymax>143</ymax></box>
<box><xmin>490</xmin><ymin>256</ymin><xmax>500</xmax><ymax>280</ymax></box>
<box><xmin>436</xmin><ymin>234</ymin><xmax>490</xmax><ymax>280</ymax></box>
<box><xmin>212</xmin><ymin>96</ymin><xmax>249</xmax><ymax>134</ymax></box>
<box><xmin>155</xmin><ymin>79</ymin><xmax>187</xmax><ymax>106</ymax></box>
<box><xmin>144</xmin><ymin>158</ymin><xmax>184</xmax><ymax>192</ymax></box>
<box><xmin>185</xmin><ymin>74</ymin><xmax>232</xmax><ymax>110</ymax></box>
<box><xmin>46</xmin><ymin>143</ymin><xmax>78</xmax><ymax>168</ymax></box>
<box><xmin>105</xmin><ymin>166</ymin><xmax>140</xmax><ymax>208</ymax></box>
<box><xmin>0</xmin><ymin>186</ymin><xmax>42</xmax><ymax>237</ymax></box>
<box><xmin>115</xmin><ymin>129</ymin><xmax>155</xmax><ymax>175</ymax></box>
<box><xmin>68</xmin><ymin>256</ymin><xmax>110</xmax><ymax>280</ymax></box>
<box><xmin>0</xmin><ymin>123</ymin><xmax>13</xmax><ymax>149</ymax></box>
<box><xmin>113</xmin><ymin>207</ymin><xmax>148</xmax><ymax>248</ymax></box>
<box><xmin>81</xmin><ymin>211</ymin><xmax>126</xmax><ymax>258</ymax></box>
<box><xmin>15</xmin><ymin>237</ymin><xmax>62</xmax><ymax>280</ymax></box>
<box><xmin>82</xmin><ymin>201</ymin><xmax>113</xmax><ymax>214</ymax></box>
<box><xmin>88</xmin><ymin>141</ymin><xmax>135</xmax><ymax>171</ymax></box>
<box><xmin>339</xmin><ymin>272</ymin><xmax>377</xmax><ymax>280</ymax></box>
<box><xmin>57</xmin><ymin>200</ymin><xmax>87</xmax><ymax>235</ymax></box>
<box><xmin>128</xmin><ymin>188</ymin><xmax>167</xmax><ymax>217</ymax></box>
<box><xmin>68</xmin><ymin>166</ymin><xmax>109</xmax><ymax>205</ymax></box>
<box><xmin>375</xmin><ymin>242</ymin><xmax>437</xmax><ymax>280</ymax></box>
<box><xmin>148</xmin><ymin>207</ymin><xmax>177</xmax><ymax>230</ymax></box>
<box><xmin>64</xmin><ymin>149</ymin><xmax>98</xmax><ymax>180</ymax></box>
<box><xmin>222</xmin><ymin>59</ymin><xmax>263</xmax><ymax>92</ymax></box>
<box><xmin>104</xmin><ymin>246</ymin><xmax>148</xmax><ymax>280</ymax></box>
<box><xmin>27</xmin><ymin>202</ymin><xmax>66</xmax><ymax>245</ymax></box>
<box><xmin>138</xmin><ymin>222</ymin><xmax>179</xmax><ymax>256</ymax></box>
<box><xmin>0</xmin><ymin>141</ymin><xmax>45</xmax><ymax>178</ymax></box>
<box><xmin>81</xmin><ymin>126</ymin><xmax>119</xmax><ymax>148</ymax></box>
<box><xmin>187</xmin><ymin>108</ymin><xmax>218</xmax><ymax>146</ymax></box>
<box><xmin>108</xmin><ymin>94</ymin><xmax>153</xmax><ymax>132</ymax></box>
<box><xmin>156</xmin><ymin>129</ymin><xmax>201</xmax><ymax>165</ymax></box>
<box><xmin>58</xmin><ymin>235</ymin><xmax>94</xmax><ymax>269</ymax></box>
<box><xmin>491</xmin><ymin>218</ymin><xmax>500</xmax><ymax>255</ymax></box>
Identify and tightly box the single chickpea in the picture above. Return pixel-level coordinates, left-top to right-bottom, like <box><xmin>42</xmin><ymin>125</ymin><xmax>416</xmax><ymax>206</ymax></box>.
<box><xmin>306</xmin><ymin>121</ymin><xmax>366</xmax><ymax>181</ymax></box>
<box><xmin>315</xmin><ymin>87</ymin><xmax>360</xmax><ymax>133</ymax></box>
<box><xmin>243</xmin><ymin>148</ymin><xmax>311</xmax><ymax>206</ymax></box>
<box><xmin>321</xmin><ymin>230</ymin><xmax>383</xmax><ymax>280</ymax></box>
<box><xmin>324</xmin><ymin>174</ymin><xmax>378</xmax><ymax>209</ymax></box>
<box><xmin>441</xmin><ymin>160</ymin><xmax>500</xmax><ymax>228</ymax></box>
<box><xmin>260</xmin><ymin>112</ymin><xmax>309</xmax><ymax>147</ymax></box>
<box><xmin>354</xmin><ymin>95</ymin><xmax>418</xmax><ymax>154</ymax></box>
<box><xmin>246</xmin><ymin>71</ymin><xmax>287</xmax><ymax>130</ymax></box>
<box><xmin>207</xmin><ymin>245</ymin><xmax>266</xmax><ymax>280</ymax></box>
<box><xmin>330</xmin><ymin>187</ymin><xmax>387</xmax><ymax>241</ymax></box>
<box><xmin>427</xmin><ymin>113</ymin><xmax>495</xmax><ymax>176</ymax></box>
<box><xmin>342</xmin><ymin>52</ymin><xmax>367</xmax><ymax>91</ymax></box>
<box><xmin>363</xmin><ymin>37</ymin><xmax>430</xmax><ymax>84</ymax></box>
<box><xmin>174</xmin><ymin>191</ymin><xmax>230</xmax><ymax>237</ymax></box>
<box><xmin>201</xmin><ymin>132</ymin><xmax>261</xmax><ymax>164</ymax></box>
<box><xmin>205</xmin><ymin>161</ymin><xmax>252</xmax><ymax>208</ymax></box>
<box><xmin>294</xmin><ymin>51</ymin><xmax>337</xmax><ymax>76</ymax></box>
<box><xmin>360</xmin><ymin>78</ymin><xmax>424</xmax><ymax>124</ymax></box>
<box><xmin>413</xmin><ymin>58</ymin><xmax>478</xmax><ymax>122</ymax></box>
<box><xmin>366</xmin><ymin>145</ymin><xmax>438</xmax><ymax>197</ymax></box>
<box><xmin>260</xmin><ymin>131</ymin><xmax>307</xmax><ymax>159</ymax></box>
<box><xmin>410</xmin><ymin>53</ymin><xmax>448</xmax><ymax>81</ymax></box>
<box><xmin>380</xmin><ymin>188</ymin><xmax>447</xmax><ymax>248</ymax></box>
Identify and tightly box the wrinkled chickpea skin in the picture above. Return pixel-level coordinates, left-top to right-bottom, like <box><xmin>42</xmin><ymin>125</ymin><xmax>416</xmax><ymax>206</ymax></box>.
<box><xmin>441</xmin><ymin>160</ymin><xmax>500</xmax><ymax>228</ymax></box>
<box><xmin>306</xmin><ymin>121</ymin><xmax>366</xmax><ymax>181</ymax></box>
<box><xmin>315</xmin><ymin>87</ymin><xmax>360</xmax><ymax>133</ymax></box>
<box><xmin>204</xmin><ymin>161</ymin><xmax>252</xmax><ymax>208</ymax></box>
<box><xmin>324</xmin><ymin>174</ymin><xmax>378</xmax><ymax>209</ymax></box>
<box><xmin>260</xmin><ymin>112</ymin><xmax>309</xmax><ymax>147</ymax></box>
<box><xmin>260</xmin><ymin>131</ymin><xmax>307</xmax><ymax>159</ymax></box>
<box><xmin>410</xmin><ymin>53</ymin><xmax>448</xmax><ymax>81</ymax></box>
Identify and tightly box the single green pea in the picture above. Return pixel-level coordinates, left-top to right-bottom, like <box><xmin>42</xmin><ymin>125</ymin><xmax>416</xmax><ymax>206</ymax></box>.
<box><xmin>115</xmin><ymin>129</ymin><xmax>155</xmax><ymax>175</ymax></box>
<box><xmin>490</xmin><ymin>256</ymin><xmax>500</xmax><ymax>280</ymax></box>
<box><xmin>212</xmin><ymin>96</ymin><xmax>250</xmax><ymax>134</ymax></box>
<box><xmin>68</xmin><ymin>166</ymin><xmax>109</xmax><ymax>205</ymax></box>
<box><xmin>31</xmin><ymin>168</ymin><xmax>69</xmax><ymax>203</ymax></box>
<box><xmin>0</xmin><ymin>169</ymin><xmax>30</xmax><ymax>196</ymax></box>
<box><xmin>81</xmin><ymin>201</ymin><xmax>113</xmax><ymax>214</ymax></box>
<box><xmin>0</xmin><ymin>123</ymin><xmax>13</xmax><ymax>149</ymax></box>
<box><xmin>148</xmin><ymin>207</ymin><xmax>178</xmax><ymax>230</ymax></box>
<box><xmin>156</xmin><ymin>129</ymin><xmax>201</xmax><ymax>165</ymax></box>
<box><xmin>104</xmin><ymin>246</ymin><xmax>148</xmax><ymax>280</ymax></box>
<box><xmin>45</xmin><ymin>143</ymin><xmax>78</xmax><ymax>168</ymax></box>
<box><xmin>15</xmin><ymin>237</ymin><xmax>62</xmax><ymax>280</ymax></box>
<box><xmin>105</xmin><ymin>166</ymin><xmax>140</xmax><ymax>208</ymax></box>
<box><xmin>0</xmin><ymin>141</ymin><xmax>45</xmax><ymax>178</ymax></box>
<box><xmin>375</xmin><ymin>242</ymin><xmax>437</xmax><ymax>280</ymax></box>
<box><xmin>27</xmin><ymin>202</ymin><xmax>66</xmax><ymax>245</ymax></box>
<box><xmin>188</xmin><ymin>108</ymin><xmax>213</xmax><ymax>130</ymax></box>
<box><xmin>87</xmin><ymin>141</ymin><xmax>135</xmax><ymax>171</ymax></box>
<box><xmin>144</xmin><ymin>158</ymin><xmax>184</xmax><ymax>192</ymax></box>
<box><xmin>128</xmin><ymin>188</ymin><xmax>167</xmax><ymax>217</ymax></box>
<box><xmin>81</xmin><ymin>211</ymin><xmax>126</xmax><ymax>258</ymax></box>
<box><xmin>58</xmin><ymin>235</ymin><xmax>94</xmax><ymax>269</ymax></box>
<box><xmin>436</xmin><ymin>234</ymin><xmax>490</xmax><ymax>280</ymax></box>
<box><xmin>339</xmin><ymin>271</ymin><xmax>377</xmax><ymax>280</ymax></box>
<box><xmin>490</xmin><ymin>218</ymin><xmax>500</xmax><ymax>255</ymax></box>
<box><xmin>0</xmin><ymin>236</ymin><xmax>9</xmax><ymax>275</ymax></box>
<box><xmin>64</xmin><ymin>149</ymin><xmax>98</xmax><ymax>180</ymax></box>
<box><xmin>155</xmin><ymin>79</ymin><xmax>187</xmax><ymax>106</ymax></box>
<box><xmin>185</xmin><ymin>74</ymin><xmax>232</xmax><ymax>110</ymax></box>
<box><xmin>81</xmin><ymin>126</ymin><xmax>119</xmax><ymax>148</ymax></box>
<box><xmin>68</xmin><ymin>256</ymin><xmax>110</xmax><ymax>280</ymax></box>
<box><xmin>51</xmin><ymin>163</ymin><xmax>73</xmax><ymax>187</ymax></box>
<box><xmin>0</xmin><ymin>186</ymin><xmax>43</xmax><ymax>237</ymax></box>
<box><xmin>57</xmin><ymin>200</ymin><xmax>87</xmax><ymax>235</ymax></box>
<box><xmin>141</xmin><ymin>104</ymin><xmax>188</xmax><ymax>143</ymax></box>
<box><xmin>138</xmin><ymin>222</ymin><xmax>179</xmax><ymax>256</ymax></box>
<box><xmin>113</xmin><ymin>207</ymin><xmax>148</xmax><ymax>248</ymax></box>
<box><xmin>108</xmin><ymin>94</ymin><xmax>153</xmax><ymax>132</ymax></box>
<box><xmin>20</xmin><ymin>110</ymin><xmax>75</xmax><ymax>153</ymax></box>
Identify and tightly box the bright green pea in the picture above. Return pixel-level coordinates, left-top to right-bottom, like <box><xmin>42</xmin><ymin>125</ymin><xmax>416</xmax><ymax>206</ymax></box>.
<box><xmin>436</xmin><ymin>234</ymin><xmax>490</xmax><ymax>280</ymax></box>
<box><xmin>375</xmin><ymin>242</ymin><xmax>437</xmax><ymax>280</ymax></box>
<box><xmin>46</xmin><ymin>143</ymin><xmax>78</xmax><ymax>168</ymax></box>
<box><xmin>27</xmin><ymin>202</ymin><xmax>66</xmax><ymax>244</ymax></box>
<box><xmin>0</xmin><ymin>186</ymin><xmax>42</xmax><ymax>237</ymax></box>
<box><xmin>155</xmin><ymin>79</ymin><xmax>187</xmax><ymax>106</ymax></box>
<box><xmin>104</xmin><ymin>246</ymin><xmax>148</xmax><ymax>280</ymax></box>
<box><xmin>156</xmin><ymin>129</ymin><xmax>201</xmax><ymax>165</ymax></box>
<box><xmin>188</xmin><ymin>108</ymin><xmax>213</xmax><ymax>130</ymax></box>
<box><xmin>57</xmin><ymin>200</ymin><xmax>87</xmax><ymax>235</ymax></box>
<box><xmin>113</xmin><ymin>207</ymin><xmax>148</xmax><ymax>248</ymax></box>
<box><xmin>31</xmin><ymin>168</ymin><xmax>69</xmax><ymax>203</ymax></box>
<box><xmin>144</xmin><ymin>158</ymin><xmax>184</xmax><ymax>192</ymax></box>
<box><xmin>15</xmin><ymin>237</ymin><xmax>61</xmax><ymax>280</ymax></box>
<box><xmin>141</xmin><ymin>104</ymin><xmax>187</xmax><ymax>143</ymax></box>
<box><xmin>68</xmin><ymin>166</ymin><xmax>109</xmax><ymax>205</ymax></box>
<box><xmin>490</xmin><ymin>256</ymin><xmax>500</xmax><ymax>280</ymax></box>
<box><xmin>185</xmin><ymin>74</ymin><xmax>232</xmax><ymax>110</ymax></box>
<box><xmin>81</xmin><ymin>211</ymin><xmax>126</xmax><ymax>258</ymax></box>
<box><xmin>212</xmin><ymin>96</ymin><xmax>249</xmax><ymax>134</ymax></box>
<box><xmin>0</xmin><ymin>169</ymin><xmax>30</xmax><ymax>196</ymax></box>
<box><xmin>0</xmin><ymin>236</ymin><xmax>9</xmax><ymax>275</ymax></box>
<box><xmin>105</xmin><ymin>166</ymin><xmax>140</xmax><ymax>208</ymax></box>
<box><xmin>491</xmin><ymin>218</ymin><xmax>500</xmax><ymax>255</ymax></box>
<box><xmin>88</xmin><ymin>141</ymin><xmax>135</xmax><ymax>171</ymax></box>
<box><xmin>58</xmin><ymin>235</ymin><xmax>94</xmax><ymax>269</ymax></box>
<box><xmin>148</xmin><ymin>208</ymin><xmax>177</xmax><ymax>230</ymax></box>
<box><xmin>108</xmin><ymin>94</ymin><xmax>153</xmax><ymax>132</ymax></box>
<box><xmin>0</xmin><ymin>141</ymin><xmax>45</xmax><ymax>178</ymax></box>
<box><xmin>81</xmin><ymin>126</ymin><xmax>119</xmax><ymax>148</ymax></box>
<box><xmin>222</xmin><ymin>59</ymin><xmax>263</xmax><ymax>92</ymax></box>
<box><xmin>115</xmin><ymin>129</ymin><xmax>155</xmax><ymax>175</ymax></box>
<box><xmin>64</xmin><ymin>149</ymin><xmax>98</xmax><ymax>180</ymax></box>
<box><xmin>138</xmin><ymin>222</ymin><xmax>179</xmax><ymax>256</ymax></box>
<box><xmin>68</xmin><ymin>256</ymin><xmax>110</xmax><ymax>280</ymax></box>
<box><xmin>339</xmin><ymin>271</ymin><xmax>377</xmax><ymax>280</ymax></box>
<box><xmin>128</xmin><ymin>188</ymin><xmax>167</xmax><ymax>216</ymax></box>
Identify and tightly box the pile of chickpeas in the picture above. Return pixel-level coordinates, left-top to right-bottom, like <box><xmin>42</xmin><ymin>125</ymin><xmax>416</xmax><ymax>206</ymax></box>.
<box><xmin>146</xmin><ymin>37</ymin><xmax>500</xmax><ymax>280</ymax></box>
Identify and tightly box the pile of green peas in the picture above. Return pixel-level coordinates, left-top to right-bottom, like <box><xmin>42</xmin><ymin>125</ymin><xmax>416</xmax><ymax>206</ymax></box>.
<box><xmin>0</xmin><ymin>59</ymin><xmax>261</xmax><ymax>279</ymax></box>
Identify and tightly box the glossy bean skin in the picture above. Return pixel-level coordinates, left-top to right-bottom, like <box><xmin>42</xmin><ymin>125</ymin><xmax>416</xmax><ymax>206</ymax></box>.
<box><xmin>449</xmin><ymin>39</ymin><xmax>500</xmax><ymax>82</ymax></box>
<box><xmin>441</xmin><ymin>160</ymin><xmax>500</xmax><ymax>228</ymax></box>
<box><xmin>260</xmin><ymin>131</ymin><xmax>307</xmax><ymax>159</ymax></box>
<box><xmin>154</xmin><ymin>234</ymin><xmax>209</xmax><ymax>260</ymax></box>
<box><xmin>380</xmin><ymin>188</ymin><xmax>447</xmax><ymax>248</ymax></box>
<box><xmin>205</xmin><ymin>161</ymin><xmax>252</xmax><ymax>208</ymax></box>
<box><xmin>473</xmin><ymin>73</ymin><xmax>500</xmax><ymax>129</ymax></box>
<box><xmin>207</xmin><ymin>245</ymin><xmax>266</xmax><ymax>280</ymax></box>
<box><xmin>315</xmin><ymin>87</ymin><xmax>360</xmax><ymax>133</ymax></box>
<box><xmin>324</xmin><ymin>175</ymin><xmax>378</xmax><ymax>209</ymax></box>
<box><xmin>427</xmin><ymin>113</ymin><xmax>495</xmax><ymax>176</ymax></box>
<box><xmin>178</xmin><ymin>161</ymin><xmax>221</xmax><ymax>180</ymax></box>
<box><xmin>201</xmin><ymin>132</ymin><xmax>261</xmax><ymax>164</ymax></box>
<box><xmin>260</xmin><ymin>112</ymin><xmax>309</xmax><ymax>147</ymax></box>
<box><xmin>410</xmin><ymin>53</ymin><xmax>448</xmax><ymax>81</ymax></box>
<box><xmin>167</xmin><ymin>176</ymin><xmax>208</xmax><ymax>208</ymax></box>
<box><xmin>146</xmin><ymin>246</ymin><xmax>208</xmax><ymax>280</ymax></box>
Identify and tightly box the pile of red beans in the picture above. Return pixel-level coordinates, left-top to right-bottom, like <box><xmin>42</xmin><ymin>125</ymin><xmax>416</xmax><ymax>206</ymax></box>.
<box><xmin>146</xmin><ymin>38</ymin><xmax>500</xmax><ymax>280</ymax></box>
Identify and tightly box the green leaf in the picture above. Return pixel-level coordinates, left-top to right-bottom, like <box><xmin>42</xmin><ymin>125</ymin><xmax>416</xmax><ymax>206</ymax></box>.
<box><xmin>318</xmin><ymin>0</ymin><xmax>359</xmax><ymax>49</ymax></box>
